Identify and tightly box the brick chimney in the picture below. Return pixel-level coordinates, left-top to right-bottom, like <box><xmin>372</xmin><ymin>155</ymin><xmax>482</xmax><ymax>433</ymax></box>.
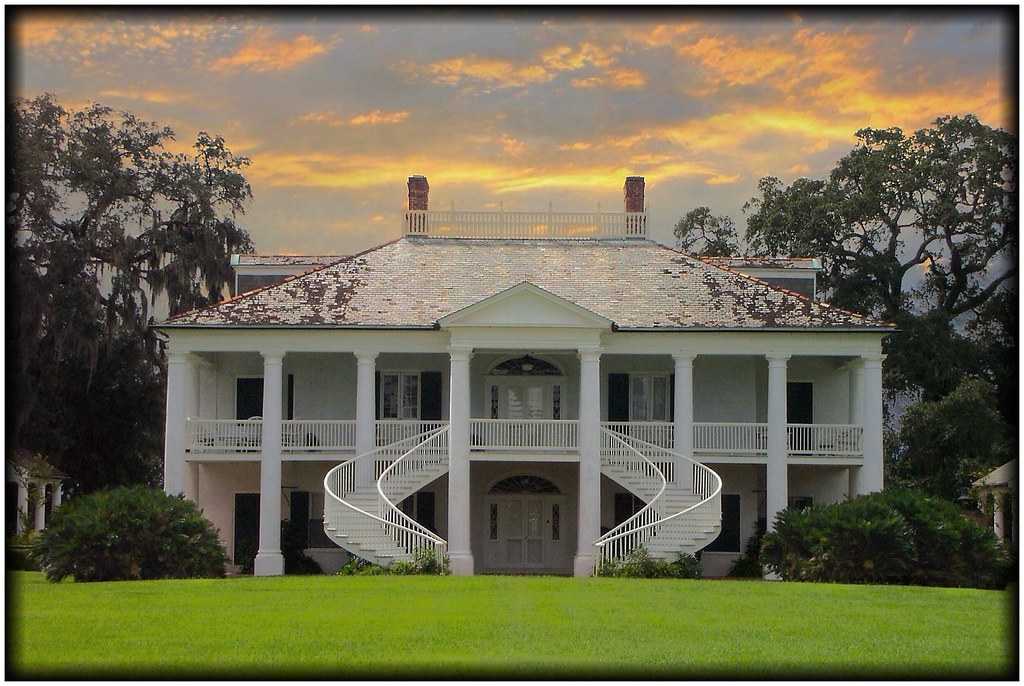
<box><xmin>408</xmin><ymin>175</ymin><xmax>429</xmax><ymax>211</ymax></box>
<box><xmin>624</xmin><ymin>176</ymin><xmax>645</xmax><ymax>212</ymax></box>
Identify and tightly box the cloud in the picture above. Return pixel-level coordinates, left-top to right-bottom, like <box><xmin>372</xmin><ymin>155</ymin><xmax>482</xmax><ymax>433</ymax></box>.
<box><xmin>571</xmin><ymin>67</ymin><xmax>646</xmax><ymax>89</ymax></box>
<box><xmin>398</xmin><ymin>54</ymin><xmax>553</xmax><ymax>90</ymax></box>
<box><xmin>294</xmin><ymin>109</ymin><xmax>410</xmax><ymax>127</ymax></box>
<box><xmin>99</xmin><ymin>88</ymin><xmax>195</xmax><ymax>104</ymax></box>
<box><xmin>706</xmin><ymin>173</ymin><xmax>741</xmax><ymax>185</ymax></box>
<box><xmin>208</xmin><ymin>28</ymin><xmax>329</xmax><ymax>73</ymax></box>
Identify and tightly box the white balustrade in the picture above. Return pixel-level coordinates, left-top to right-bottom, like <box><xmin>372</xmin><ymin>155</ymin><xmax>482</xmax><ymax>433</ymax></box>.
<box><xmin>404</xmin><ymin>209</ymin><xmax>647</xmax><ymax>239</ymax></box>
<box><xmin>187</xmin><ymin>418</ymin><xmax>263</xmax><ymax>451</ymax></box>
<box><xmin>281</xmin><ymin>420</ymin><xmax>357</xmax><ymax>452</ymax></box>
<box><xmin>693</xmin><ymin>422</ymin><xmax>768</xmax><ymax>455</ymax></box>
<box><xmin>787</xmin><ymin>424</ymin><xmax>863</xmax><ymax>456</ymax></box>
<box><xmin>469</xmin><ymin>419</ymin><xmax>578</xmax><ymax>451</ymax></box>
<box><xmin>601</xmin><ymin>422</ymin><xmax>674</xmax><ymax>449</ymax></box>
<box><xmin>376</xmin><ymin>420</ymin><xmax>448</xmax><ymax>448</ymax></box>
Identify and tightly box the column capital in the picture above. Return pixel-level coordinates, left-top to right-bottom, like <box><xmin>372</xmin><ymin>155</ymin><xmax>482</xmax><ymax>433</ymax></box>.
<box><xmin>260</xmin><ymin>350</ymin><xmax>286</xmax><ymax>364</ymax></box>
<box><xmin>166</xmin><ymin>349</ymin><xmax>192</xmax><ymax>365</ymax></box>
<box><xmin>354</xmin><ymin>350</ymin><xmax>379</xmax><ymax>363</ymax></box>
<box><xmin>577</xmin><ymin>347</ymin><xmax>602</xmax><ymax>361</ymax></box>
<box><xmin>861</xmin><ymin>353</ymin><xmax>885</xmax><ymax>368</ymax></box>
<box><xmin>672</xmin><ymin>353</ymin><xmax>696</xmax><ymax>365</ymax></box>
<box><xmin>766</xmin><ymin>354</ymin><xmax>791</xmax><ymax>366</ymax></box>
<box><xmin>448</xmin><ymin>346</ymin><xmax>474</xmax><ymax>362</ymax></box>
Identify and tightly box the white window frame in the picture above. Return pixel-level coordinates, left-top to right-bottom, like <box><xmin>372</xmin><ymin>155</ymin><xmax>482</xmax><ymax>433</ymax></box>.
<box><xmin>629</xmin><ymin>374</ymin><xmax>671</xmax><ymax>422</ymax></box>
<box><xmin>379</xmin><ymin>371</ymin><xmax>420</xmax><ymax>420</ymax></box>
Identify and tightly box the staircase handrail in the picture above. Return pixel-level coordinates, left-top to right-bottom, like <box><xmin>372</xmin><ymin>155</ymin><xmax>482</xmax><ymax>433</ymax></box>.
<box><xmin>376</xmin><ymin>427</ymin><xmax>450</xmax><ymax>556</ymax></box>
<box><xmin>595</xmin><ymin>429</ymin><xmax>722</xmax><ymax>568</ymax></box>
<box><xmin>596</xmin><ymin>428</ymin><xmax>669</xmax><ymax>547</ymax></box>
<box><xmin>323</xmin><ymin>427</ymin><xmax>448</xmax><ymax>563</ymax></box>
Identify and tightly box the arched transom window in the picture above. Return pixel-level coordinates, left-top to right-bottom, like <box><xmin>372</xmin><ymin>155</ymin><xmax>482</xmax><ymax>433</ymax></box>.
<box><xmin>488</xmin><ymin>475</ymin><xmax>562</xmax><ymax>494</ymax></box>
<box><xmin>491</xmin><ymin>355</ymin><xmax>562</xmax><ymax>376</ymax></box>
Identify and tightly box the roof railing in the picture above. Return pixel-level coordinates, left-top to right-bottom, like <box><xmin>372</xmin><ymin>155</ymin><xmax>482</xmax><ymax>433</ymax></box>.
<box><xmin>404</xmin><ymin>207</ymin><xmax>647</xmax><ymax>239</ymax></box>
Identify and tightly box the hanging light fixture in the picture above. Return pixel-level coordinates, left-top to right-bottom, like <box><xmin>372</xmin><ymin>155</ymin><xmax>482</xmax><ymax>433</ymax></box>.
<box><xmin>520</xmin><ymin>354</ymin><xmax>536</xmax><ymax>372</ymax></box>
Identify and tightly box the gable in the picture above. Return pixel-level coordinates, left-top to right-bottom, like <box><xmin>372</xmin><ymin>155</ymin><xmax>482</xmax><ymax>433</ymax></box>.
<box><xmin>438</xmin><ymin>281</ymin><xmax>612</xmax><ymax>329</ymax></box>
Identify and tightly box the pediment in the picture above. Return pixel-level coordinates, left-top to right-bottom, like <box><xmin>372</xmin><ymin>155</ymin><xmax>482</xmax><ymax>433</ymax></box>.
<box><xmin>438</xmin><ymin>281</ymin><xmax>612</xmax><ymax>329</ymax></box>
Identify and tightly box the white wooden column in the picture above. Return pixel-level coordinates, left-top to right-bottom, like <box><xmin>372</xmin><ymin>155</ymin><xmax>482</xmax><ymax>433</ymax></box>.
<box><xmin>673</xmin><ymin>354</ymin><xmax>695</xmax><ymax>491</ymax></box>
<box><xmin>15</xmin><ymin>482</ymin><xmax>28</xmax><ymax>535</ymax></box>
<box><xmin>860</xmin><ymin>354</ymin><xmax>885</xmax><ymax>493</ymax></box>
<box><xmin>765</xmin><ymin>355</ymin><xmax>790</xmax><ymax>533</ymax></box>
<box><xmin>447</xmin><ymin>347</ymin><xmax>474</xmax><ymax>575</ymax></box>
<box><xmin>163</xmin><ymin>350</ymin><xmax>191</xmax><ymax>496</ymax></box>
<box><xmin>33</xmin><ymin>483</ymin><xmax>46</xmax><ymax>530</ymax></box>
<box><xmin>847</xmin><ymin>359</ymin><xmax>866</xmax><ymax>497</ymax></box>
<box><xmin>254</xmin><ymin>351</ymin><xmax>285</xmax><ymax>577</ymax></box>
<box><xmin>355</xmin><ymin>351</ymin><xmax>378</xmax><ymax>487</ymax></box>
<box><xmin>50</xmin><ymin>482</ymin><xmax>62</xmax><ymax>514</ymax></box>
<box><xmin>574</xmin><ymin>348</ymin><xmax>602</xmax><ymax>577</ymax></box>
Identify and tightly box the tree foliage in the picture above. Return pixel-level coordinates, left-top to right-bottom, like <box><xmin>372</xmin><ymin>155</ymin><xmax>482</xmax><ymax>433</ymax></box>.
<box><xmin>9</xmin><ymin>94</ymin><xmax>255</xmax><ymax>493</ymax></box>
<box><xmin>888</xmin><ymin>378</ymin><xmax>1007</xmax><ymax>500</ymax></box>
<box><xmin>673</xmin><ymin>206</ymin><xmax>739</xmax><ymax>256</ymax></box>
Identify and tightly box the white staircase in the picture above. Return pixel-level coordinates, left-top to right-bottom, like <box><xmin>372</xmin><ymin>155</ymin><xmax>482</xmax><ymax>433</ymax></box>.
<box><xmin>595</xmin><ymin>428</ymin><xmax>722</xmax><ymax>569</ymax></box>
<box><xmin>322</xmin><ymin>424</ymin><xmax>721</xmax><ymax>572</ymax></box>
<box><xmin>323</xmin><ymin>427</ymin><xmax>449</xmax><ymax>566</ymax></box>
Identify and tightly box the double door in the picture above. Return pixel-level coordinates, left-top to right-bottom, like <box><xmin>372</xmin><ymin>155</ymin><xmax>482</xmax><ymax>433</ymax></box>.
<box><xmin>485</xmin><ymin>495</ymin><xmax>567</xmax><ymax>571</ymax></box>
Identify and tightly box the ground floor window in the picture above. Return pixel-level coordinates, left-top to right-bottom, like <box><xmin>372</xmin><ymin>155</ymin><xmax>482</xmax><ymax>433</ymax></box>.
<box><xmin>704</xmin><ymin>493</ymin><xmax>741</xmax><ymax>553</ymax></box>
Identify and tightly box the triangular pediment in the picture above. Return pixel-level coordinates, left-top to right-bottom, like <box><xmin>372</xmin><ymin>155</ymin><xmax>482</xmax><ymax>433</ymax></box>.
<box><xmin>438</xmin><ymin>281</ymin><xmax>612</xmax><ymax>329</ymax></box>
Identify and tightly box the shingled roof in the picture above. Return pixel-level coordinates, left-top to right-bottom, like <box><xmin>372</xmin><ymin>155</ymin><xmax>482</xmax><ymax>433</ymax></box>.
<box><xmin>160</xmin><ymin>237</ymin><xmax>892</xmax><ymax>331</ymax></box>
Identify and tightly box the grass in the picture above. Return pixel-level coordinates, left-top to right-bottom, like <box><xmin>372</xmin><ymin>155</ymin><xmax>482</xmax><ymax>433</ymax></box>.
<box><xmin>8</xmin><ymin>571</ymin><xmax>1016</xmax><ymax>680</ymax></box>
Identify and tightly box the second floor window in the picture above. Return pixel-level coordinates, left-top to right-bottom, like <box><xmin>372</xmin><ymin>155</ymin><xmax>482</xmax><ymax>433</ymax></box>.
<box><xmin>630</xmin><ymin>374</ymin><xmax>670</xmax><ymax>421</ymax></box>
<box><xmin>380</xmin><ymin>373</ymin><xmax>419</xmax><ymax>419</ymax></box>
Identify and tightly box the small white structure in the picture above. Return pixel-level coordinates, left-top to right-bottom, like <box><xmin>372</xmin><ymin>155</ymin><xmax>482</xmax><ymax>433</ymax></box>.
<box><xmin>6</xmin><ymin>450</ymin><xmax>65</xmax><ymax>535</ymax></box>
<box><xmin>973</xmin><ymin>459</ymin><xmax>1017</xmax><ymax>546</ymax></box>
<box><xmin>157</xmin><ymin>176</ymin><xmax>892</xmax><ymax>577</ymax></box>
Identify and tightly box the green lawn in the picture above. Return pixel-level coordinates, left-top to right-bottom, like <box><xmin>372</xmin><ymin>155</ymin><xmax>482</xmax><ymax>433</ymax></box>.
<box><xmin>8</xmin><ymin>571</ymin><xmax>1015</xmax><ymax>680</ymax></box>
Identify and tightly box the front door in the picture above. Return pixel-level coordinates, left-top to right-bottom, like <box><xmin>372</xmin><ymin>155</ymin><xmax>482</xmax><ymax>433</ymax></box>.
<box><xmin>489</xmin><ymin>380</ymin><xmax>562</xmax><ymax>420</ymax></box>
<box><xmin>484</xmin><ymin>494</ymin><xmax>567</xmax><ymax>572</ymax></box>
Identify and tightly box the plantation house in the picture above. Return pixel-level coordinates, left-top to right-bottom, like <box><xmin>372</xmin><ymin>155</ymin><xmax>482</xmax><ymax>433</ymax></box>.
<box><xmin>157</xmin><ymin>176</ymin><xmax>891</xmax><ymax>577</ymax></box>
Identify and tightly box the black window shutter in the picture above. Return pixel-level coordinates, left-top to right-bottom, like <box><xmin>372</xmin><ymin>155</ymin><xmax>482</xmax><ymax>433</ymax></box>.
<box><xmin>669</xmin><ymin>373</ymin><xmax>675</xmax><ymax>422</ymax></box>
<box><xmin>420</xmin><ymin>371</ymin><xmax>443</xmax><ymax>420</ymax></box>
<box><xmin>786</xmin><ymin>382</ymin><xmax>813</xmax><ymax>424</ymax></box>
<box><xmin>705</xmin><ymin>494</ymin><xmax>741</xmax><ymax>552</ymax></box>
<box><xmin>374</xmin><ymin>371</ymin><xmax>381</xmax><ymax>420</ymax></box>
<box><xmin>289</xmin><ymin>491</ymin><xmax>310</xmax><ymax>549</ymax></box>
<box><xmin>287</xmin><ymin>374</ymin><xmax>295</xmax><ymax>420</ymax></box>
<box><xmin>608</xmin><ymin>373</ymin><xmax>630</xmax><ymax>422</ymax></box>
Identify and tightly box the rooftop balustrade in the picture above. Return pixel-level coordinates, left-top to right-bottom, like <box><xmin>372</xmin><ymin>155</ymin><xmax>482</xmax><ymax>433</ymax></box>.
<box><xmin>404</xmin><ymin>208</ymin><xmax>647</xmax><ymax>239</ymax></box>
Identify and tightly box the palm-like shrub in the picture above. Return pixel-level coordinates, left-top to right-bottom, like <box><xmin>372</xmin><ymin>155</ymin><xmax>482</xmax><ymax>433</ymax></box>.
<box><xmin>35</xmin><ymin>486</ymin><xmax>228</xmax><ymax>582</ymax></box>
<box><xmin>760</xmin><ymin>488</ymin><xmax>1011</xmax><ymax>588</ymax></box>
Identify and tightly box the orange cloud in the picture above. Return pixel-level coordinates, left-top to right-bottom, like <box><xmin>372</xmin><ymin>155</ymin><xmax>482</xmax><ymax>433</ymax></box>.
<box><xmin>209</xmin><ymin>28</ymin><xmax>328</xmax><ymax>73</ymax></box>
<box><xmin>539</xmin><ymin>42</ymin><xmax>617</xmax><ymax>71</ymax></box>
<box><xmin>99</xmin><ymin>88</ymin><xmax>195</xmax><ymax>104</ymax></box>
<box><xmin>706</xmin><ymin>173</ymin><xmax>741</xmax><ymax>185</ymax></box>
<box><xmin>572</xmin><ymin>67</ymin><xmax>646</xmax><ymax>89</ymax></box>
<box><xmin>348</xmin><ymin>110</ymin><xmax>409</xmax><ymax>126</ymax></box>
<box><xmin>622</xmin><ymin>23</ymin><xmax>699</xmax><ymax>48</ymax></box>
<box><xmin>400</xmin><ymin>54</ymin><xmax>553</xmax><ymax>89</ymax></box>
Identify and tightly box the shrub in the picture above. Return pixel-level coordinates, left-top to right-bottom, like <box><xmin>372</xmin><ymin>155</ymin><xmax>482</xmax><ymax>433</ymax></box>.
<box><xmin>34</xmin><ymin>486</ymin><xmax>228</xmax><ymax>582</ymax></box>
<box><xmin>727</xmin><ymin>530</ymin><xmax>765</xmax><ymax>578</ymax></box>
<box><xmin>336</xmin><ymin>547</ymin><xmax>450</xmax><ymax>576</ymax></box>
<box><xmin>596</xmin><ymin>548</ymin><xmax>702</xmax><ymax>579</ymax></box>
<box><xmin>760</xmin><ymin>488</ymin><xmax>1010</xmax><ymax>588</ymax></box>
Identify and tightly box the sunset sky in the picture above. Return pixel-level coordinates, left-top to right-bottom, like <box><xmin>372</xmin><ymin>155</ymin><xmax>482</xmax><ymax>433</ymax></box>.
<box><xmin>11</xmin><ymin>7</ymin><xmax>1015</xmax><ymax>256</ymax></box>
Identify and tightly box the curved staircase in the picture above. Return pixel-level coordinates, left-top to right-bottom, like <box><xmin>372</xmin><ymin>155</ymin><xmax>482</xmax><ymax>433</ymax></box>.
<box><xmin>322</xmin><ymin>424</ymin><xmax>722</xmax><ymax>572</ymax></box>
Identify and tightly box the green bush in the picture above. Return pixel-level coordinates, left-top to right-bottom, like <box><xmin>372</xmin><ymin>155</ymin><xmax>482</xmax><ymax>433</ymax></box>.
<box><xmin>727</xmin><ymin>530</ymin><xmax>765</xmax><ymax>578</ymax></box>
<box><xmin>596</xmin><ymin>548</ymin><xmax>702</xmax><ymax>579</ymax></box>
<box><xmin>34</xmin><ymin>486</ymin><xmax>228</xmax><ymax>582</ymax></box>
<box><xmin>760</xmin><ymin>488</ymin><xmax>1011</xmax><ymax>588</ymax></box>
<box><xmin>336</xmin><ymin>547</ymin><xmax>449</xmax><ymax>576</ymax></box>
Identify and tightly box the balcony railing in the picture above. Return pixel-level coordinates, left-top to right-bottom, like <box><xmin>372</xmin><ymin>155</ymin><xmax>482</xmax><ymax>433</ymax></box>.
<box><xmin>405</xmin><ymin>209</ymin><xmax>647</xmax><ymax>239</ymax></box>
<box><xmin>186</xmin><ymin>418</ymin><xmax>863</xmax><ymax>458</ymax></box>
<box><xmin>470</xmin><ymin>419</ymin><xmax>578</xmax><ymax>451</ymax></box>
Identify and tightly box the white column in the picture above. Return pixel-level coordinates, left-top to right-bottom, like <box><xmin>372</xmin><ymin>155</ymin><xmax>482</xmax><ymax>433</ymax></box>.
<box><xmin>993</xmin><ymin>494</ymin><xmax>1006</xmax><ymax>541</ymax></box>
<box><xmin>16</xmin><ymin>483</ymin><xmax>28</xmax><ymax>535</ymax></box>
<box><xmin>355</xmin><ymin>352</ymin><xmax>378</xmax><ymax>487</ymax></box>
<box><xmin>847</xmin><ymin>359</ymin><xmax>865</xmax><ymax>497</ymax></box>
<box><xmin>860</xmin><ymin>354</ymin><xmax>885</xmax><ymax>493</ymax></box>
<box><xmin>33</xmin><ymin>483</ymin><xmax>46</xmax><ymax>531</ymax></box>
<box><xmin>574</xmin><ymin>348</ymin><xmax>602</xmax><ymax>577</ymax></box>
<box><xmin>163</xmin><ymin>350</ymin><xmax>191</xmax><ymax>496</ymax></box>
<box><xmin>447</xmin><ymin>347</ymin><xmax>474</xmax><ymax>575</ymax></box>
<box><xmin>51</xmin><ymin>482</ymin><xmax>62</xmax><ymax>512</ymax></box>
<box><xmin>766</xmin><ymin>355</ymin><xmax>790</xmax><ymax>533</ymax></box>
<box><xmin>673</xmin><ymin>354</ymin><xmax>695</xmax><ymax>491</ymax></box>
<box><xmin>254</xmin><ymin>351</ymin><xmax>285</xmax><ymax>577</ymax></box>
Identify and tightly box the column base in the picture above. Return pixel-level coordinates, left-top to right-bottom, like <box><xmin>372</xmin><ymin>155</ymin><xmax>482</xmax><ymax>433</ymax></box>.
<box><xmin>254</xmin><ymin>551</ymin><xmax>285</xmax><ymax>577</ymax></box>
<box><xmin>573</xmin><ymin>554</ymin><xmax>596</xmax><ymax>578</ymax></box>
<box><xmin>449</xmin><ymin>552</ymin><xmax>475</xmax><ymax>576</ymax></box>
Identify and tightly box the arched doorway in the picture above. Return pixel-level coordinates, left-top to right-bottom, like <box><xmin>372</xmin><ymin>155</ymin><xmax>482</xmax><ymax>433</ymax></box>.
<box><xmin>482</xmin><ymin>474</ymin><xmax>569</xmax><ymax>573</ymax></box>
<box><xmin>487</xmin><ymin>355</ymin><xmax>565</xmax><ymax>420</ymax></box>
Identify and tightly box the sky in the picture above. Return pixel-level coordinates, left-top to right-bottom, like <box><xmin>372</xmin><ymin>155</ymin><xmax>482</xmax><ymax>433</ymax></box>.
<box><xmin>10</xmin><ymin>7</ymin><xmax>1016</xmax><ymax>256</ymax></box>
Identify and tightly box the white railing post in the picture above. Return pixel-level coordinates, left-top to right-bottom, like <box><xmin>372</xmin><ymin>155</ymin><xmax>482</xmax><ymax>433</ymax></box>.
<box><xmin>575</xmin><ymin>348</ymin><xmax>602</xmax><ymax>577</ymax></box>
<box><xmin>254</xmin><ymin>351</ymin><xmax>286</xmax><ymax>577</ymax></box>
<box><xmin>448</xmin><ymin>347</ymin><xmax>474</xmax><ymax>575</ymax></box>
<box><xmin>766</xmin><ymin>355</ymin><xmax>789</xmax><ymax>539</ymax></box>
